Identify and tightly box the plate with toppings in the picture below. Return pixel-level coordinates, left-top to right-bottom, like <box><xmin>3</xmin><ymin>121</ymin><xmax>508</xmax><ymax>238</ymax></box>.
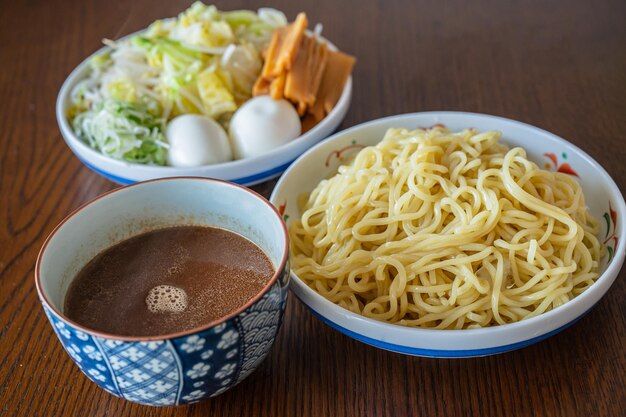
<box><xmin>57</xmin><ymin>2</ymin><xmax>354</xmax><ymax>185</ymax></box>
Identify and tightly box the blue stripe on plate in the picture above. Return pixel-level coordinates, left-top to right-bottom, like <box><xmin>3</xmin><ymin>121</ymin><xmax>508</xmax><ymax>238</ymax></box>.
<box><xmin>307</xmin><ymin>307</ymin><xmax>590</xmax><ymax>358</ymax></box>
<box><xmin>79</xmin><ymin>158</ymin><xmax>296</xmax><ymax>186</ymax></box>
<box><xmin>81</xmin><ymin>159</ymin><xmax>134</xmax><ymax>185</ymax></box>
<box><xmin>227</xmin><ymin>159</ymin><xmax>296</xmax><ymax>184</ymax></box>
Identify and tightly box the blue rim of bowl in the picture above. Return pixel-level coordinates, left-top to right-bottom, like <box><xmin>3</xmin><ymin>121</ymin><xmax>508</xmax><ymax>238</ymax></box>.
<box><xmin>307</xmin><ymin>305</ymin><xmax>592</xmax><ymax>358</ymax></box>
<box><xmin>79</xmin><ymin>156</ymin><xmax>297</xmax><ymax>186</ymax></box>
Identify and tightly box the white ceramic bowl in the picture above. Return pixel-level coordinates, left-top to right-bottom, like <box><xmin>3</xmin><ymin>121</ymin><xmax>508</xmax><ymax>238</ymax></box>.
<box><xmin>56</xmin><ymin>34</ymin><xmax>352</xmax><ymax>186</ymax></box>
<box><xmin>270</xmin><ymin>111</ymin><xmax>626</xmax><ymax>357</ymax></box>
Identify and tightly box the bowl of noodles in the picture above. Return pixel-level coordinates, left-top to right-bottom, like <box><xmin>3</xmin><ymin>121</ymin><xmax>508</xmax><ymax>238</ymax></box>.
<box><xmin>270</xmin><ymin>112</ymin><xmax>625</xmax><ymax>357</ymax></box>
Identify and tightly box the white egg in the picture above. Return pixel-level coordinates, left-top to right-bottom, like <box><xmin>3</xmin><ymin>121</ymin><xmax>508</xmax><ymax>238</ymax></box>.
<box><xmin>229</xmin><ymin>96</ymin><xmax>301</xmax><ymax>159</ymax></box>
<box><xmin>166</xmin><ymin>114</ymin><xmax>232</xmax><ymax>167</ymax></box>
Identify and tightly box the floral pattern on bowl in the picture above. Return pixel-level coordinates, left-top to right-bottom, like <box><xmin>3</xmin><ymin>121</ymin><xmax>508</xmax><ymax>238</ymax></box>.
<box><xmin>43</xmin><ymin>274</ymin><xmax>288</xmax><ymax>406</ymax></box>
<box><xmin>604</xmin><ymin>201</ymin><xmax>619</xmax><ymax>262</ymax></box>
<box><xmin>543</xmin><ymin>152</ymin><xmax>579</xmax><ymax>177</ymax></box>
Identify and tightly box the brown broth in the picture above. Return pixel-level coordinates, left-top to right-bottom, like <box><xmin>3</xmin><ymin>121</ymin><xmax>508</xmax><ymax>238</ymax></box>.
<box><xmin>63</xmin><ymin>226</ymin><xmax>274</xmax><ymax>337</ymax></box>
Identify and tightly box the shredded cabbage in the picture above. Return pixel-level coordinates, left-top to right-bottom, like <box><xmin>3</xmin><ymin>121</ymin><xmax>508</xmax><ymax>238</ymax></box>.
<box><xmin>220</xmin><ymin>43</ymin><xmax>262</xmax><ymax>101</ymax></box>
<box><xmin>222</xmin><ymin>7</ymin><xmax>287</xmax><ymax>50</ymax></box>
<box><xmin>69</xmin><ymin>2</ymin><xmax>286</xmax><ymax>165</ymax></box>
<box><xmin>72</xmin><ymin>98</ymin><xmax>168</xmax><ymax>165</ymax></box>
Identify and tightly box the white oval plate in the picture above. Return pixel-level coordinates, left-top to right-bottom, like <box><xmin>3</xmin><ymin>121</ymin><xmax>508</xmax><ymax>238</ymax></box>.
<box><xmin>56</xmin><ymin>32</ymin><xmax>352</xmax><ymax>186</ymax></box>
<box><xmin>270</xmin><ymin>111</ymin><xmax>626</xmax><ymax>357</ymax></box>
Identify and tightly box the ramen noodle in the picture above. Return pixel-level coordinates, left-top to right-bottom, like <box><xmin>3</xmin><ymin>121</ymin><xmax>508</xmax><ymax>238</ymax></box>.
<box><xmin>289</xmin><ymin>127</ymin><xmax>602</xmax><ymax>329</ymax></box>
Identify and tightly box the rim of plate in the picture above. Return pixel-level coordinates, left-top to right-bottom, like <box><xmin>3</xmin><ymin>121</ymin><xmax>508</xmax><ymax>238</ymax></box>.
<box><xmin>56</xmin><ymin>29</ymin><xmax>352</xmax><ymax>176</ymax></box>
<box><xmin>271</xmin><ymin>111</ymin><xmax>626</xmax><ymax>344</ymax></box>
<box><xmin>36</xmin><ymin>177</ymin><xmax>289</xmax><ymax>342</ymax></box>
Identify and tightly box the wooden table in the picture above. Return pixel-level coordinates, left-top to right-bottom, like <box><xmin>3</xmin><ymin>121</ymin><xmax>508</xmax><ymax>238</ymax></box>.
<box><xmin>1</xmin><ymin>0</ymin><xmax>625</xmax><ymax>415</ymax></box>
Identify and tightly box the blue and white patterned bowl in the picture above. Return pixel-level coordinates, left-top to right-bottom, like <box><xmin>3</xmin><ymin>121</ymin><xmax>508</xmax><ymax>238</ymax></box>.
<box><xmin>36</xmin><ymin>178</ymin><xmax>289</xmax><ymax>405</ymax></box>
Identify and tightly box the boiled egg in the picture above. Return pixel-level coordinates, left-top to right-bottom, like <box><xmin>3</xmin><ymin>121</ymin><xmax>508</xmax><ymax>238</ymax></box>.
<box><xmin>166</xmin><ymin>114</ymin><xmax>232</xmax><ymax>167</ymax></box>
<box><xmin>229</xmin><ymin>96</ymin><xmax>301</xmax><ymax>159</ymax></box>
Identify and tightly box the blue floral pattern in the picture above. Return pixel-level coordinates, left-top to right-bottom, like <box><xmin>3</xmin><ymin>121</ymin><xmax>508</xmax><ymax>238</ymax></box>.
<box><xmin>44</xmin><ymin>307</ymin><xmax>118</xmax><ymax>396</ymax></box>
<box><xmin>41</xmin><ymin>268</ymin><xmax>288</xmax><ymax>406</ymax></box>
<box><xmin>180</xmin><ymin>335</ymin><xmax>205</xmax><ymax>353</ymax></box>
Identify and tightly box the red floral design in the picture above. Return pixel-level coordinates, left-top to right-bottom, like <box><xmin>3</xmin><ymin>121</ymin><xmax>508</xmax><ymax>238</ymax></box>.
<box><xmin>543</xmin><ymin>153</ymin><xmax>579</xmax><ymax>177</ymax></box>
<box><xmin>603</xmin><ymin>201</ymin><xmax>619</xmax><ymax>262</ymax></box>
<box><xmin>325</xmin><ymin>141</ymin><xmax>366</xmax><ymax>167</ymax></box>
<box><xmin>278</xmin><ymin>201</ymin><xmax>288</xmax><ymax>222</ymax></box>
<box><xmin>609</xmin><ymin>201</ymin><xmax>617</xmax><ymax>229</ymax></box>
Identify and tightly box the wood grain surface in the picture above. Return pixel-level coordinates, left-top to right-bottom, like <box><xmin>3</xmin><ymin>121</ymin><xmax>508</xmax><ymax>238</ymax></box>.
<box><xmin>1</xmin><ymin>0</ymin><xmax>625</xmax><ymax>416</ymax></box>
